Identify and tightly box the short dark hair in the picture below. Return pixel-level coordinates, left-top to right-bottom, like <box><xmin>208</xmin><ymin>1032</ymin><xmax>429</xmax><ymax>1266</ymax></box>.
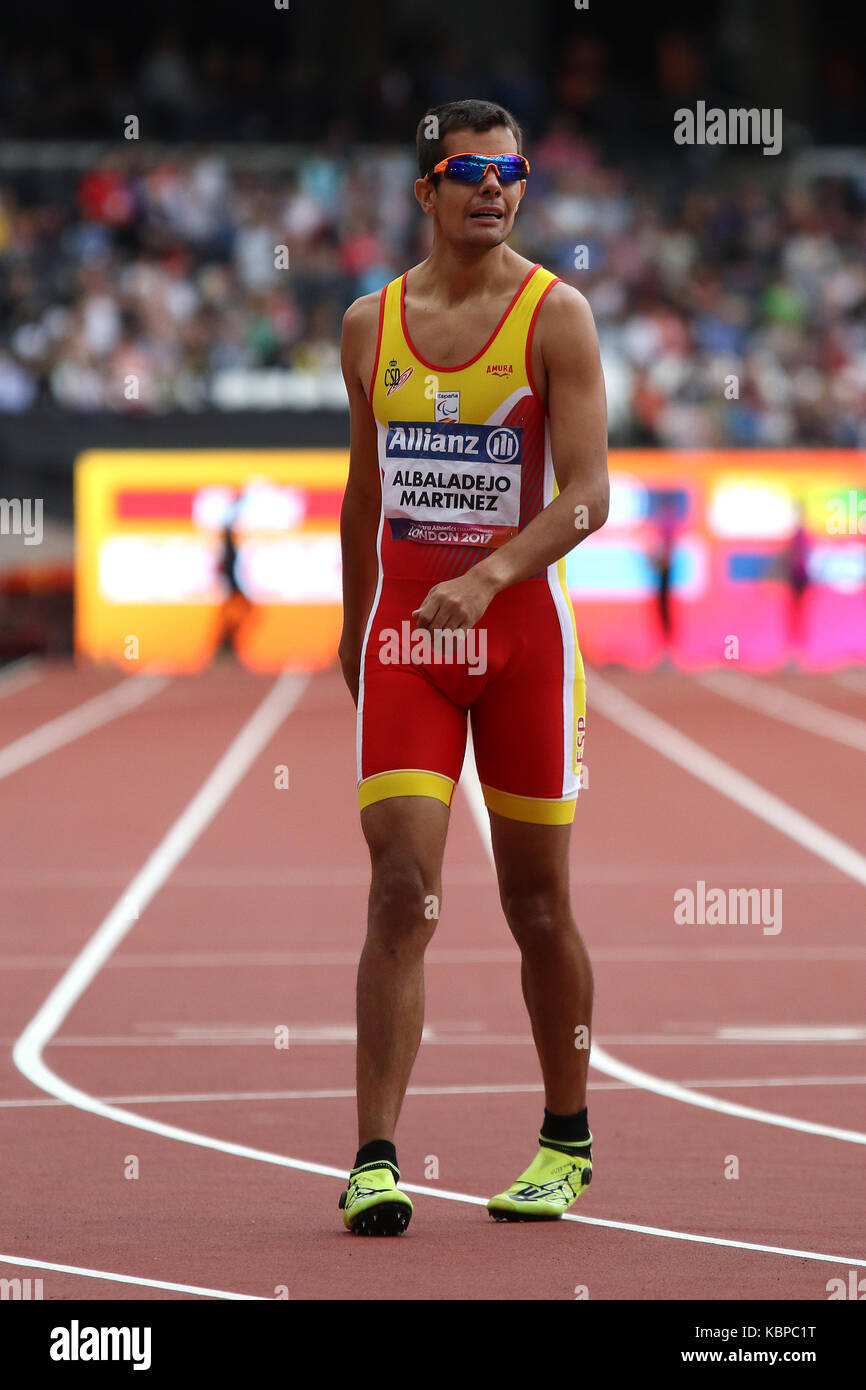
<box><xmin>416</xmin><ymin>99</ymin><xmax>524</xmax><ymax>182</ymax></box>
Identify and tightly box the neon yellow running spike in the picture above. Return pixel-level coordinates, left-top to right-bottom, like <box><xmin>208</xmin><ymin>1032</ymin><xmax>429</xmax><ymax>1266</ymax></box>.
<box><xmin>338</xmin><ymin>1161</ymin><xmax>413</xmax><ymax>1236</ymax></box>
<box><xmin>487</xmin><ymin>1137</ymin><xmax>593</xmax><ymax>1221</ymax></box>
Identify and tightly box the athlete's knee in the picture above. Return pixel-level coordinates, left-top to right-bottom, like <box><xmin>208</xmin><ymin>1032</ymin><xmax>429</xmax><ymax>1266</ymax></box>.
<box><xmin>498</xmin><ymin>879</ymin><xmax>572</xmax><ymax>945</ymax></box>
<box><xmin>368</xmin><ymin>854</ymin><xmax>441</xmax><ymax>949</ymax></box>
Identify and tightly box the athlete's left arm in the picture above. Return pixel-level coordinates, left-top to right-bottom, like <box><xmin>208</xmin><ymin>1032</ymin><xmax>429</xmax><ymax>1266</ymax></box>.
<box><xmin>413</xmin><ymin>285</ymin><xmax>608</xmax><ymax>632</ymax></box>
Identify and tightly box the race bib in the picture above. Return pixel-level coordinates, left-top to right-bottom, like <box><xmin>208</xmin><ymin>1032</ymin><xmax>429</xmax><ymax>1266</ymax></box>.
<box><xmin>382</xmin><ymin>421</ymin><xmax>522</xmax><ymax>547</ymax></box>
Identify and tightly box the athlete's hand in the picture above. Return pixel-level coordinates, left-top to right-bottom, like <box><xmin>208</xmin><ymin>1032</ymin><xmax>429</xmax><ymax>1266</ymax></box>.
<box><xmin>412</xmin><ymin>570</ymin><xmax>496</xmax><ymax>634</ymax></box>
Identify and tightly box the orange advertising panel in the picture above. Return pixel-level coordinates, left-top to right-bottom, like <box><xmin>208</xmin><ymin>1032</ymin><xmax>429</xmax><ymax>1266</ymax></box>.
<box><xmin>75</xmin><ymin>451</ymin><xmax>347</xmax><ymax>672</ymax></box>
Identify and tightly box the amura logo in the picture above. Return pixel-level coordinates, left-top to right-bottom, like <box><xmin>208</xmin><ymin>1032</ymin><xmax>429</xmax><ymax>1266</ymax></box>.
<box><xmin>485</xmin><ymin>363</ymin><xmax>514</xmax><ymax>376</ymax></box>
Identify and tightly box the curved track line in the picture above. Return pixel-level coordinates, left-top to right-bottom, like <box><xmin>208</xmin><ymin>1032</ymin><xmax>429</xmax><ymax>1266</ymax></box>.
<box><xmin>11</xmin><ymin>672</ymin><xmax>866</xmax><ymax>1274</ymax></box>
<box><xmin>0</xmin><ymin>1253</ymin><xmax>266</xmax><ymax>1299</ymax></box>
<box><xmin>0</xmin><ymin>673</ymin><xmax>170</xmax><ymax>781</ymax></box>
<box><xmin>459</xmin><ymin>721</ymin><xmax>866</xmax><ymax>1145</ymax></box>
<box><xmin>5</xmin><ymin>1072</ymin><xmax>866</xmax><ymax>1110</ymax></box>
<box><xmin>590</xmin><ymin>1044</ymin><xmax>866</xmax><ymax>1144</ymax></box>
<box><xmin>15</xmin><ymin>670</ymin><xmax>308</xmax><ymax>1059</ymax></box>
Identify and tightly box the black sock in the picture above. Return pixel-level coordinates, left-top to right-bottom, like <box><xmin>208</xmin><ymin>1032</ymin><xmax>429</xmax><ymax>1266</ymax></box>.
<box><xmin>540</xmin><ymin>1106</ymin><xmax>591</xmax><ymax>1147</ymax></box>
<box><xmin>353</xmin><ymin>1139</ymin><xmax>398</xmax><ymax>1171</ymax></box>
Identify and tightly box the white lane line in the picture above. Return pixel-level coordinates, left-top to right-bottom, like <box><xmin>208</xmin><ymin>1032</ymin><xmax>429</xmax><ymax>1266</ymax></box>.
<box><xmin>589</xmin><ymin>670</ymin><xmax>866</xmax><ymax>888</ymax></box>
<box><xmin>0</xmin><ymin>1253</ymin><xmax>266</xmax><ymax>1300</ymax></box>
<box><xmin>585</xmin><ymin>1048</ymin><xmax>866</xmax><ymax>1144</ymax></box>
<box><xmin>0</xmin><ymin>861</ymin><xmax>849</xmax><ymax>887</ymax></box>
<box><xmin>11</xmin><ymin>671</ymin><xmax>864</xmax><ymax>1273</ymax></box>
<box><xmin>458</xmin><ymin>721</ymin><xmax>866</xmax><ymax>1147</ymax></box>
<box><xmin>698</xmin><ymin>669</ymin><xmax>866</xmax><ymax>753</ymax></box>
<box><xmin>14</xmin><ymin>669</ymin><xmax>308</xmax><ymax>1082</ymax></box>
<box><xmin>0</xmin><ymin>674</ymin><xmax>171</xmax><ymax>781</ymax></box>
<box><xmin>22</xmin><ymin>1030</ymin><xmax>866</xmax><ymax>1049</ymax></box>
<box><xmin>717</xmin><ymin>1025</ymin><xmax>866</xmax><ymax>1042</ymax></box>
<box><xmin>7</xmin><ymin>943</ymin><xmax>866</xmax><ymax>971</ymax></box>
<box><xmin>556</xmin><ymin>1220</ymin><xmax>866</xmax><ymax>1268</ymax></box>
<box><xmin>0</xmin><ymin>1084</ymin><xmax>552</xmax><ymax>1110</ymax></box>
<box><xmin>0</xmin><ymin>656</ymin><xmax>40</xmax><ymax>698</ymax></box>
<box><xmin>5</xmin><ymin>1073</ymin><xmax>866</xmax><ymax>1109</ymax></box>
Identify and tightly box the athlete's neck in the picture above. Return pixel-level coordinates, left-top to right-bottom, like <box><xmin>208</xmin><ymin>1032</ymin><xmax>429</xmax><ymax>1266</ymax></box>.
<box><xmin>412</xmin><ymin>242</ymin><xmax>524</xmax><ymax>308</ymax></box>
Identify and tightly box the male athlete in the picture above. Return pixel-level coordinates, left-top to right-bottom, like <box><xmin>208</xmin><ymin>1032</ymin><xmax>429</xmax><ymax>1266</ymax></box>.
<box><xmin>338</xmin><ymin>99</ymin><xmax>609</xmax><ymax>1235</ymax></box>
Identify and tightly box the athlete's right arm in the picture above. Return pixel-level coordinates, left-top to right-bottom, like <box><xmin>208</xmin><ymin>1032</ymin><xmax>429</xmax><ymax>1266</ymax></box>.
<box><xmin>338</xmin><ymin>294</ymin><xmax>382</xmax><ymax>707</ymax></box>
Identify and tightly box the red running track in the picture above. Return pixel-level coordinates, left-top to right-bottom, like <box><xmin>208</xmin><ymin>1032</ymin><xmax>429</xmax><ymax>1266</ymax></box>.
<box><xmin>1</xmin><ymin>658</ymin><xmax>864</xmax><ymax>1300</ymax></box>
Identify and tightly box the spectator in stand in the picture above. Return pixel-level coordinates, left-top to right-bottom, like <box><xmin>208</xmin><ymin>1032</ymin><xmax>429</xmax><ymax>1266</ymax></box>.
<box><xmin>0</xmin><ymin>104</ymin><xmax>864</xmax><ymax>439</ymax></box>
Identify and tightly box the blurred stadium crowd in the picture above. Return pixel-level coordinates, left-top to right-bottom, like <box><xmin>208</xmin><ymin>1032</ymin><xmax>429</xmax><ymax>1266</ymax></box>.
<box><xmin>0</xmin><ymin>29</ymin><xmax>864</xmax><ymax>445</ymax></box>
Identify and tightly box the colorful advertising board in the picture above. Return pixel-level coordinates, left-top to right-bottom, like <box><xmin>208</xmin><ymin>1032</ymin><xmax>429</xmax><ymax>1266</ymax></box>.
<box><xmin>75</xmin><ymin>450</ymin><xmax>866</xmax><ymax>671</ymax></box>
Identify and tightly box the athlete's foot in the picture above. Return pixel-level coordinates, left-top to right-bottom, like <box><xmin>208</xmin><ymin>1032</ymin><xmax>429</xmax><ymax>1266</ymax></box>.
<box><xmin>487</xmin><ymin>1137</ymin><xmax>593</xmax><ymax>1221</ymax></box>
<box><xmin>338</xmin><ymin>1160</ymin><xmax>414</xmax><ymax>1235</ymax></box>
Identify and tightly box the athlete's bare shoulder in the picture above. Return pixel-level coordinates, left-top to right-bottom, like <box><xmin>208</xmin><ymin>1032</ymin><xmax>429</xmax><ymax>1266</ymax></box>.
<box><xmin>540</xmin><ymin>277</ymin><xmax>593</xmax><ymax>323</ymax></box>
<box><xmin>536</xmin><ymin>280</ymin><xmax>599</xmax><ymax>361</ymax></box>
<box><xmin>528</xmin><ymin>279</ymin><xmax>601</xmax><ymax>410</ymax></box>
<box><xmin>341</xmin><ymin>290</ymin><xmax>382</xmax><ymax>342</ymax></box>
<box><xmin>341</xmin><ymin>289</ymin><xmax>386</xmax><ymax>395</ymax></box>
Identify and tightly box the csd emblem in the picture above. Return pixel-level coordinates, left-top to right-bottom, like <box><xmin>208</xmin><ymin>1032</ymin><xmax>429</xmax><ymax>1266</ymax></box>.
<box><xmin>384</xmin><ymin>358</ymin><xmax>414</xmax><ymax>395</ymax></box>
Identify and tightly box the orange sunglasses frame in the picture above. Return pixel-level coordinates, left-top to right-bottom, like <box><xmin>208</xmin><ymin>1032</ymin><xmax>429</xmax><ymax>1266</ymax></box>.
<box><xmin>424</xmin><ymin>152</ymin><xmax>531</xmax><ymax>182</ymax></box>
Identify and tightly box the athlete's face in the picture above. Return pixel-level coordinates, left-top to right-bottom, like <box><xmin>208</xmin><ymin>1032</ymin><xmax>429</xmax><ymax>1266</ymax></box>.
<box><xmin>416</xmin><ymin>125</ymin><xmax>526</xmax><ymax>246</ymax></box>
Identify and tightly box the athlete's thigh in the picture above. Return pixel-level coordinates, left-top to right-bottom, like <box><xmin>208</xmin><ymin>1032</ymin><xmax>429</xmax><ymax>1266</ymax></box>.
<box><xmin>361</xmin><ymin>795</ymin><xmax>451</xmax><ymax>885</ymax></box>
<box><xmin>488</xmin><ymin>811</ymin><xmax>572</xmax><ymax>905</ymax></box>
<box><xmin>471</xmin><ymin>575</ymin><xmax>586</xmax><ymax>826</ymax></box>
<box><xmin>358</xmin><ymin>580</ymin><xmax>469</xmax><ymax>816</ymax></box>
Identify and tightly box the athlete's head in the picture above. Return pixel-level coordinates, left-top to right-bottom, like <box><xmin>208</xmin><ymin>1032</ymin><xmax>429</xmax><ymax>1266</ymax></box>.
<box><xmin>415</xmin><ymin>99</ymin><xmax>526</xmax><ymax>248</ymax></box>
